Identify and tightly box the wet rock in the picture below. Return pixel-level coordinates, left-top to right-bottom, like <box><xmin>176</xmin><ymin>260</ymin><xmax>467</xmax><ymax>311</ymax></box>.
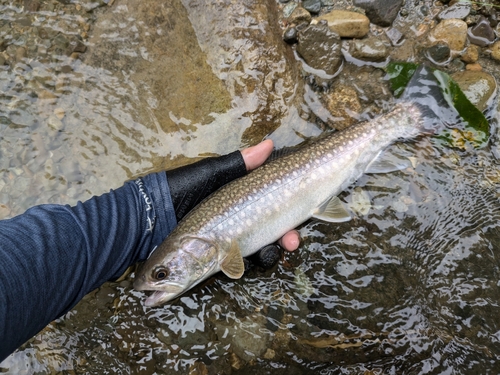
<box><xmin>385</xmin><ymin>27</ymin><xmax>404</xmax><ymax>46</ymax></box>
<box><xmin>348</xmin><ymin>37</ymin><xmax>389</xmax><ymax>62</ymax></box>
<box><xmin>323</xmin><ymin>84</ymin><xmax>361</xmax><ymax>130</ymax></box>
<box><xmin>461</xmin><ymin>44</ymin><xmax>479</xmax><ymax>63</ymax></box>
<box><xmin>438</xmin><ymin>3</ymin><xmax>471</xmax><ymax>20</ymax></box>
<box><xmin>491</xmin><ymin>41</ymin><xmax>500</xmax><ymax>61</ymax></box>
<box><xmin>282</xmin><ymin>1</ymin><xmax>298</xmax><ymax>18</ymax></box>
<box><xmin>425</xmin><ymin>42</ymin><xmax>451</xmax><ymax>64</ymax></box>
<box><xmin>188</xmin><ymin>361</ymin><xmax>208</xmax><ymax>375</ymax></box>
<box><xmin>353</xmin><ymin>0</ymin><xmax>403</xmax><ymax>27</ymax></box>
<box><xmin>303</xmin><ymin>0</ymin><xmax>321</xmax><ymax>14</ymax></box>
<box><xmin>296</xmin><ymin>22</ymin><xmax>342</xmax><ymax>76</ymax></box>
<box><xmin>287</xmin><ymin>6</ymin><xmax>312</xmax><ymax>25</ymax></box>
<box><xmin>429</xmin><ymin>19</ymin><xmax>468</xmax><ymax>52</ymax></box>
<box><xmin>316</xmin><ymin>10</ymin><xmax>370</xmax><ymax>38</ymax></box>
<box><xmin>451</xmin><ymin>70</ymin><xmax>497</xmax><ymax>111</ymax></box>
<box><xmin>24</xmin><ymin>0</ymin><xmax>41</xmax><ymax>12</ymax></box>
<box><xmin>15</xmin><ymin>46</ymin><xmax>26</xmax><ymax>63</ymax></box>
<box><xmin>465</xmin><ymin>62</ymin><xmax>482</xmax><ymax>71</ymax></box>
<box><xmin>47</xmin><ymin>115</ymin><xmax>64</xmax><ymax>131</ymax></box>
<box><xmin>214</xmin><ymin>316</ymin><xmax>271</xmax><ymax>362</ymax></box>
<box><xmin>468</xmin><ymin>16</ymin><xmax>496</xmax><ymax>47</ymax></box>
<box><xmin>85</xmin><ymin>0</ymin><xmax>304</xmax><ymax>150</ymax></box>
<box><xmin>283</xmin><ymin>26</ymin><xmax>298</xmax><ymax>44</ymax></box>
<box><xmin>68</xmin><ymin>38</ymin><xmax>87</xmax><ymax>54</ymax></box>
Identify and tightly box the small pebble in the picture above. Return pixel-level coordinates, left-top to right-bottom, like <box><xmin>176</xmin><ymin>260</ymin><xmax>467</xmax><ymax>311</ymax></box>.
<box><xmin>283</xmin><ymin>27</ymin><xmax>298</xmax><ymax>44</ymax></box>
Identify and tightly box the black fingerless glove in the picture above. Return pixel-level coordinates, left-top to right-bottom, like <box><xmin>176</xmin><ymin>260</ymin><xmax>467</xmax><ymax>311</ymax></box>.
<box><xmin>166</xmin><ymin>150</ymin><xmax>246</xmax><ymax>222</ymax></box>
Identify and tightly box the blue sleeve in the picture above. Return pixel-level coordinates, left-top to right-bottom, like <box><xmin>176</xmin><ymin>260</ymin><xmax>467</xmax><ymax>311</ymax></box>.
<box><xmin>0</xmin><ymin>172</ymin><xmax>177</xmax><ymax>362</ymax></box>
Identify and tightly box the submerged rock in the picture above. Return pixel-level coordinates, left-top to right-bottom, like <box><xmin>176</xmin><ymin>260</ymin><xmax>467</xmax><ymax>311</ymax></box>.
<box><xmin>451</xmin><ymin>70</ymin><xmax>497</xmax><ymax>111</ymax></box>
<box><xmin>425</xmin><ymin>42</ymin><xmax>451</xmax><ymax>64</ymax></box>
<box><xmin>296</xmin><ymin>22</ymin><xmax>342</xmax><ymax>76</ymax></box>
<box><xmin>492</xmin><ymin>41</ymin><xmax>500</xmax><ymax>61</ymax></box>
<box><xmin>468</xmin><ymin>16</ymin><xmax>496</xmax><ymax>47</ymax></box>
<box><xmin>323</xmin><ymin>84</ymin><xmax>361</xmax><ymax>130</ymax></box>
<box><xmin>316</xmin><ymin>10</ymin><xmax>370</xmax><ymax>38</ymax></box>
<box><xmin>84</xmin><ymin>0</ymin><xmax>304</xmax><ymax>155</ymax></box>
<box><xmin>348</xmin><ymin>37</ymin><xmax>390</xmax><ymax>62</ymax></box>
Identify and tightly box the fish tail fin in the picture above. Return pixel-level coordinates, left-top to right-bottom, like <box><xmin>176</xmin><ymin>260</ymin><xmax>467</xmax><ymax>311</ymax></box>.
<box><xmin>398</xmin><ymin>65</ymin><xmax>460</xmax><ymax>133</ymax></box>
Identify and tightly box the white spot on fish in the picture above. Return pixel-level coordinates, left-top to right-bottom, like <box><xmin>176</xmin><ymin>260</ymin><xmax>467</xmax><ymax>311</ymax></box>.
<box><xmin>237</xmin><ymin>227</ymin><xmax>243</xmax><ymax>235</ymax></box>
<box><xmin>228</xmin><ymin>218</ymin><xmax>234</xmax><ymax>225</ymax></box>
<box><xmin>246</xmin><ymin>219</ymin><xmax>252</xmax><ymax>226</ymax></box>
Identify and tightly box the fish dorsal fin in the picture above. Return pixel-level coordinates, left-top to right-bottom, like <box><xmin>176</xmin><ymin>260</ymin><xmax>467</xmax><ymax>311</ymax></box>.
<box><xmin>313</xmin><ymin>196</ymin><xmax>351</xmax><ymax>223</ymax></box>
<box><xmin>366</xmin><ymin>150</ymin><xmax>413</xmax><ymax>174</ymax></box>
<box><xmin>220</xmin><ymin>240</ymin><xmax>245</xmax><ymax>279</ymax></box>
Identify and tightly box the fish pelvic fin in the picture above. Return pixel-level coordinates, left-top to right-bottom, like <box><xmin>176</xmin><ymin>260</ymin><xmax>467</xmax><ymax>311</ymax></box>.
<box><xmin>313</xmin><ymin>196</ymin><xmax>352</xmax><ymax>223</ymax></box>
<box><xmin>220</xmin><ymin>240</ymin><xmax>245</xmax><ymax>279</ymax></box>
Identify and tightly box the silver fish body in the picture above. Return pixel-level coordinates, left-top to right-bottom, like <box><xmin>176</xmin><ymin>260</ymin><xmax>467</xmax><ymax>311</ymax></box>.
<box><xmin>134</xmin><ymin>102</ymin><xmax>425</xmax><ymax>306</ymax></box>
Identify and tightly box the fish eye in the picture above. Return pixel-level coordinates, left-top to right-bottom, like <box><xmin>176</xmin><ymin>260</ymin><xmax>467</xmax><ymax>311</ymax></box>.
<box><xmin>153</xmin><ymin>267</ymin><xmax>168</xmax><ymax>281</ymax></box>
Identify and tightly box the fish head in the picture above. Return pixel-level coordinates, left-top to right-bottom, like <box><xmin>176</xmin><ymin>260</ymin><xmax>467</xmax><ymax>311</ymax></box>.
<box><xmin>134</xmin><ymin>235</ymin><xmax>219</xmax><ymax>307</ymax></box>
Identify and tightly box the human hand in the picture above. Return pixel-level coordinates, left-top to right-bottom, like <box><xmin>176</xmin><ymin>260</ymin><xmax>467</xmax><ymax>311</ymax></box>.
<box><xmin>166</xmin><ymin>139</ymin><xmax>300</xmax><ymax>270</ymax></box>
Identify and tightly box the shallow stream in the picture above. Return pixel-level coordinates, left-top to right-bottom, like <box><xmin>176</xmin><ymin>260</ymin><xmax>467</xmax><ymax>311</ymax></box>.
<box><xmin>1</xmin><ymin>0</ymin><xmax>500</xmax><ymax>374</ymax></box>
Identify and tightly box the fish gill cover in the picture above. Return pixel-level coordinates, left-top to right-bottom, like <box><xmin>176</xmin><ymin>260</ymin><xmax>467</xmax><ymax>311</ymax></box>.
<box><xmin>385</xmin><ymin>62</ymin><xmax>491</xmax><ymax>148</ymax></box>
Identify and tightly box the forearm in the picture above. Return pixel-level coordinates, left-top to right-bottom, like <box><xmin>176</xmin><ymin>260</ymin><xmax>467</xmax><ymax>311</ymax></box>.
<box><xmin>0</xmin><ymin>171</ymin><xmax>176</xmax><ymax>361</ymax></box>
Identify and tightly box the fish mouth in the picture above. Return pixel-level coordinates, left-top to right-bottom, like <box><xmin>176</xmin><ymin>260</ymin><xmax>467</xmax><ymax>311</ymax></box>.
<box><xmin>136</xmin><ymin>284</ymin><xmax>186</xmax><ymax>307</ymax></box>
<box><xmin>144</xmin><ymin>290</ymin><xmax>180</xmax><ymax>307</ymax></box>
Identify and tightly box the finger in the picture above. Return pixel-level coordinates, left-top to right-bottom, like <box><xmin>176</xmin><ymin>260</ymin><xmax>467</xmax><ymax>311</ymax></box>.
<box><xmin>278</xmin><ymin>230</ymin><xmax>300</xmax><ymax>252</ymax></box>
<box><xmin>241</xmin><ymin>139</ymin><xmax>274</xmax><ymax>171</ymax></box>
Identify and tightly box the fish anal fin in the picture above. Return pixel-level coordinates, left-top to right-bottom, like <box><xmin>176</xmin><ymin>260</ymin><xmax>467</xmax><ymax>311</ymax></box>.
<box><xmin>220</xmin><ymin>240</ymin><xmax>245</xmax><ymax>279</ymax></box>
<box><xmin>313</xmin><ymin>196</ymin><xmax>351</xmax><ymax>223</ymax></box>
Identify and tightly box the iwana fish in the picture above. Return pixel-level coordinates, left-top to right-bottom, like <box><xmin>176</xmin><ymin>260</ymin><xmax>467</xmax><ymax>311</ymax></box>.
<box><xmin>134</xmin><ymin>66</ymin><xmax>458</xmax><ymax>306</ymax></box>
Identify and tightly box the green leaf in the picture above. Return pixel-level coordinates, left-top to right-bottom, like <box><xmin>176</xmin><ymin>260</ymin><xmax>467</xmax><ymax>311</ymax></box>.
<box><xmin>385</xmin><ymin>62</ymin><xmax>490</xmax><ymax>148</ymax></box>
<box><xmin>385</xmin><ymin>62</ymin><xmax>419</xmax><ymax>98</ymax></box>
<box><xmin>433</xmin><ymin>70</ymin><xmax>490</xmax><ymax>148</ymax></box>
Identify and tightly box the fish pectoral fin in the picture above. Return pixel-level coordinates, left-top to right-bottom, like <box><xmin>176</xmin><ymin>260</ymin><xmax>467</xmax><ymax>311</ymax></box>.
<box><xmin>220</xmin><ymin>240</ymin><xmax>245</xmax><ymax>279</ymax></box>
<box><xmin>312</xmin><ymin>196</ymin><xmax>351</xmax><ymax>223</ymax></box>
<box><xmin>365</xmin><ymin>150</ymin><xmax>412</xmax><ymax>174</ymax></box>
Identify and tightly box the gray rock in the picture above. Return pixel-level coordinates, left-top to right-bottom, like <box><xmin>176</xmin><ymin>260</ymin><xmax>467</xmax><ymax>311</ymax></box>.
<box><xmin>282</xmin><ymin>1</ymin><xmax>298</xmax><ymax>18</ymax></box>
<box><xmin>296</xmin><ymin>22</ymin><xmax>342</xmax><ymax>76</ymax></box>
<box><xmin>425</xmin><ymin>42</ymin><xmax>451</xmax><ymax>64</ymax></box>
<box><xmin>283</xmin><ymin>27</ymin><xmax>298</xmax><ymax>44</ymax></box>
<box><xmin>353</xmin><ymin>0</ymin><xmax>404</xmax><ymax>27</ymax></box>
<box><xmin>468</xmin><ymin>16</ymin><xmax>496</xmax><ymax>47</ymax></box>
<box><xmin>438</xmin><ymin>2</ymin><xmax>471</xmax><ymax>20</ymax></box>
<box><xmin>303</xmin><ymin>0</ymin><xmax>321</xmax><ymax>14</ymax></box>
<box><xmin>385</xmin><ymin>27</ymin><xmax>404</xmax><ymax>46</ymax></box>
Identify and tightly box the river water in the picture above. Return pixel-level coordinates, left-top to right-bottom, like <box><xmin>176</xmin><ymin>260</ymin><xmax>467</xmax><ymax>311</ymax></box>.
<box><xmin>1</xmin><ymin>0</ymin><xmax>500</xmax><ymax>374</ymax></box>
